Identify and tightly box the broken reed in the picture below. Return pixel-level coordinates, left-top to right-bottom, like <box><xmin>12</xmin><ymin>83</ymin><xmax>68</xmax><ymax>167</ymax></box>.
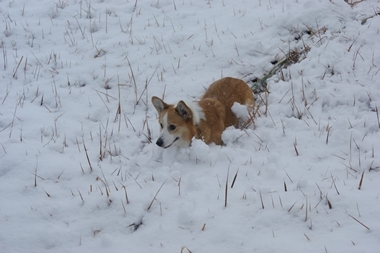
<box><xmin>147</xmin><ymin>179</ymin><xmax>167</xmax><ymax>211</ymax></box>
<box><xmin>224</xmin><ymin>166</ymin><xmax>229</xmax><ymax>208</ymax></box>
<box><xmin>347</xmin><ymin>213</ymin><xmax>370</xmax><ymax>231</ymax></box>
<box><xmin>181</xmin><ymin>246</ymin><xmax>193</xmax><ymax>253</ymax></box>
<box><xmin>122</xmin><ymin>185</ymin><xmax>130</xmax><ymax>204</ymax></box>
<box><xmin>358</xmin><ymin>171</ymin><xmax>364</xmax><ymax>190</ymax></box>
<box><xmin>82</xmin><ymin>139</ymin><xmax>93</xmax><ymax>172</ymax></box>
<box><xmin>230</xmin><ymin>168</ymin><xmax>239</xmax><ymax>188</ymax></box>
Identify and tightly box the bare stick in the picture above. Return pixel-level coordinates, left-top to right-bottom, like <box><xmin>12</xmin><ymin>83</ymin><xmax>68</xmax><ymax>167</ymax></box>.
<box><xmin>74</xmin><ymin>17</ymin><xmax>85</xmax><ymax>39</ymax></box>
<box><xmin>57</xmin><ymin>169</ymin><xmax>65</xmax><ymax>180</ymax></box>
<box><xmin>330</xmin><ymin>172</ymin><xmax>340</xmax><ymax>195</ymax></box>
<box><xmin>123</xmin><ymin>185</ymin><xmax>129</xmax><ymax>204</ymax></box>
<box><xmin>283</xmin><ymin>169</ymin><xmax>293</xmax><ymax>183</ymax></box>
<box><xmin>347</xmin><ymin>213</ymin><xmax>370</xmax><ymax>230</ymax></box>
<box><xmin>326</xmin><ymin>124</ymin><xmax>332</xmax><ymax>144</ymax></box>
<box><xmin>147</xmin><ymin>179</ymin><xmax>167</xmax><ymax>211</ymax></box>
<box><xmin>127</xmin><ymin>171</ymin><xmax>142</xmax><ymax>189</ymax></box>
<box><xmin>277</xmin><ymin>193</ymin><xmax>283</xmax><ymax>208</ymax></box>
<box><xmin>79</xmin><ymin>163</ymin><xmax>85</xmax><ymax>174</ymax></box>
<box><xmin>230</xmin><ymin>168</ymin><xmax>239</xmax><ymax>188</ymax></box>
<box><xmin>294</xmin><ymin>137</ymin><xmax>299</xmax><ymax>156</ymax></box>
<box><xmin>94</xmin><ymin>90</ymin><xmax>110</xmax><ymax>112</ymax></box>
<box><xmin>121</xmin><ymin>199</ymin><xmax>126</xmax><ymax>213</ymax></box>
<box><xmin>13</xmin><ymin>56</ymin><xmax>23</xmax><ymax>78</ymax></box>
<box><xmin>259</xmin><ymin>188</ymin><xmax>264</xmax><ymax>209</ymax></box>
<box><xmin>77</xmin><ymin>189</ymin><xmax>84</xmax><ymax>203</ymax></box>
<box><xmin>178</xmin><ymin>176</ymin><xmax>181</xmax><ymax>196</ymax></box>
<box><xmin>125</xmin><ymin>56</ymin><xmax>138</xmax><ymax>104</ymax></box>
<box><xmin>99</xmin><ymin>167</ymin><xmax>110</xmax><ymax>194</ymax></box>
<box><xmin>225</xmin><ymin>166</ymin><xmax>229</xmax><ymax>207</ymax></box>
<box><xmin>1</xmin><ymin>85</ymin><xmax>11</xmax><ymax>105</ymax></box>
<box><xmin>83</xmin><ymin>139</ymin><xmax>93</xmax><ymax>172</ymax></box>
<box><xmin>288</xmin><ymin>201</ymin><xmax>297</xmax><ymax>212</ymax></box>
<box><xmin>326</xmin><ymin>196</ymin><xmax>332</xmax><ymax>209</ymax></box>
<box><xmin>99</xmin><ymin>125</ymin><xmax>103</xmax><ymax>161</ymax></box>
<box><xmin>43</xmin><ymin>188</ymin><xmax>51</xmax><ymax>197</ymax></box>
<box><xmin>9</xmin><ymin>103</ymin><xmax>19</xmax><ymax>138</ymax></box>
<box><xmin>116</xmin><ymin>84</ymin><xmax>122</xmax><ymax>131</ymax></box>
<box><xmin>34</xmin><ymin>157</ymin><xmax>38</xmax><ymax>187</ymax></box>
<box><xmin>358</xmin><ymin>171</ymin><xmax>364</xmax><ymax>190</ymax></box>
<box><xmin>180</xmin><ymin>246</ymin><xmax>193</xmax><ymax>253</ymax></box>
<box><xmin>305</xmin><ymin>197</ymin><xmax>308</xmax><ymax>222</ymax></box>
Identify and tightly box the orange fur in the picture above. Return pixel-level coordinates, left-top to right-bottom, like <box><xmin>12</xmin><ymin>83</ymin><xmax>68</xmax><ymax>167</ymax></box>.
<box><xmin>152</xmin><ymin>77</ymin><xmax>254</xmax><ymax>148</ymax></box>
<box><xmin>202</xmin><ymin>77</ymin><xmax>255</xmax><ymax>128</ymax></box>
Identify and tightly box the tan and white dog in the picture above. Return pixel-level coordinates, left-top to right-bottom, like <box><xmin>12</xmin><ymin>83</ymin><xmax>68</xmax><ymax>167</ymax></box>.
<box><xmin>152</xmin><ymin>77</ymin><xmax>255</xmax><ymax>148</ymax></box>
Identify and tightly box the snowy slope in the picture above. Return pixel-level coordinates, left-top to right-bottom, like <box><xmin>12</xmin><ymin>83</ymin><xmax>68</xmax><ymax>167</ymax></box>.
<box><xmin>1</xmin><ymin>0</ymin><xmax>380</xmax><ymax>252</ymax></box>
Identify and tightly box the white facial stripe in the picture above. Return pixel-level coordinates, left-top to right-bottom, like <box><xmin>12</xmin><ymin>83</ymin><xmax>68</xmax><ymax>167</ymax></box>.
<box><xmin>161</xmin><ymin>112</ymin><xmax>171</xmax><ymax>136</ymax></box>
<box><xmin>159</xmin><ymin>112</ymin><xmax>177</xmax><ymax>147</ymax></box>
<box><xmin>162</xmin><ymin>112</ymin><xmax>168</xmax><ymax>130</ymax></box>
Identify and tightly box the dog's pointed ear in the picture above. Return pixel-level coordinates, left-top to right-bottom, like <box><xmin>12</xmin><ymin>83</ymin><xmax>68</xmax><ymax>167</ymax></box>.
<box><xmin>176</xmin><ymin>101</ymin><xmax>192</xmax><ymax>120</ymax></box>
<box><xmin>152</xmin><ymin>96</ymin><xmax>168</xmax><ymax>113</ymax></box>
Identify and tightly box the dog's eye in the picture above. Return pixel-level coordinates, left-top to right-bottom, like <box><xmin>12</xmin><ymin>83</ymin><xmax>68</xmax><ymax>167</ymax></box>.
<box><xmin>168</xmin><ymin>124</ymin><xmax>176</xmax><ymax>131</ymax></box>
<box><xmin>160</xmin><ymin>123</ymin><xmax>163</xmax><ymax>129</ymax></box>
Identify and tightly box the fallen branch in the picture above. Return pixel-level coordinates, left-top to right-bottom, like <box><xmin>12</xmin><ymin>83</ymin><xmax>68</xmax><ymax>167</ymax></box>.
<box><xmin>250</xmin><ymin>47</ymin><xmax>310</xmax><ymax>93</ymax></box>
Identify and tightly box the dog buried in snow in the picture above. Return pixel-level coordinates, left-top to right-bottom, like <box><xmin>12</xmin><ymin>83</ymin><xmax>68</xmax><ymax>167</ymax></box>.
<box><xmin>151</xmin><ymin>77</ymin><xmax>255</xmax><ymax>148</ymax></box>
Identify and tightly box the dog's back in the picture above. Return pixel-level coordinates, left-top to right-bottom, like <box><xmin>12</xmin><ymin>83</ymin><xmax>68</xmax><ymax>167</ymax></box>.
<box><xmin>202</xmin><ymin>77</ymin><xmax>255</xmax><ymax>128</ymax></box>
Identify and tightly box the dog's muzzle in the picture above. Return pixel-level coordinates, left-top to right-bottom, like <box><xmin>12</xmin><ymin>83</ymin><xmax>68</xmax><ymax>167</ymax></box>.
<box><xmin>156</xmin><ymin>138</ymin><xmax>164</xmax><ymax>147</ymax></box>
<box><xmin>156</xmin><ymin>137</ymin><xmax>179</xmax><ymax>148</ymax></box>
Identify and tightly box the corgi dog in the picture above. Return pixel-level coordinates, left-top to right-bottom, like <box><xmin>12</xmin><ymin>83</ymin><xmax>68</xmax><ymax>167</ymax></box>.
<box><xmin>151</xmin><ymin>77</ymin><xmax>255</xmax><ymax>148</ymax></box>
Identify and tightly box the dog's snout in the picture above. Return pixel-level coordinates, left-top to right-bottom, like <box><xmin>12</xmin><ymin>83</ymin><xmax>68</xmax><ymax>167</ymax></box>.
<box><xmin>156</xmin><ymin>138</ymin><xmax>164</xmax><ymax>147</ymax></box>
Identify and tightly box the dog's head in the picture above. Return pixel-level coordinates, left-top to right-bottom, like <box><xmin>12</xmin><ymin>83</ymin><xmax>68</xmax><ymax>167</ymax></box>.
<box><xmin>151</xmin><ymin>96</ymin><xmax>198</xmax><ymax>148</ymax></box>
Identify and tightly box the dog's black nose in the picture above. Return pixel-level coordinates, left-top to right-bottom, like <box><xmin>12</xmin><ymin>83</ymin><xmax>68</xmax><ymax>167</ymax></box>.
<box><xmin>156</xmin><ymin>138</ymin><xmax>164</xmax><ymax>147</ymax></box>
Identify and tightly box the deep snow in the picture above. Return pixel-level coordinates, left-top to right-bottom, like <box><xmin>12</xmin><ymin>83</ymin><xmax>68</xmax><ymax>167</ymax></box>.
<box><xmin>1</xmin><ymin>0</ymin><xmax>380</xmax><ymax>252</ymax></box>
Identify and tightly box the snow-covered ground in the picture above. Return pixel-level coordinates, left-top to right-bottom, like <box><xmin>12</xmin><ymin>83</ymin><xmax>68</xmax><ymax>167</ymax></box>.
<box><xmin>1</xmin><ymin>0</ymin><xmax>380</xmax><ymax>252</ymax></box>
